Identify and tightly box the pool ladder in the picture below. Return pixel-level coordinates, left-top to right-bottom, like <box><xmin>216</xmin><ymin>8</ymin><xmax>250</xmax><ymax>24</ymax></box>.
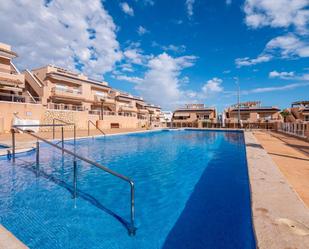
<box><xmin>10</xmin><ymin>124</ymin><xmax>136</xmax><ymax>236</ymax></box>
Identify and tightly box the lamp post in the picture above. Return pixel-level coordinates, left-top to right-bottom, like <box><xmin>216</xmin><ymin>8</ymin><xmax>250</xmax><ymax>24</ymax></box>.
<box><xmin>100</xmin><ymin>99</ymin><xmax>105</xmax><ymax>120</ymax></box>
<box><xmin>234</xmin><ymin>77</ymin><xmax>241</xmax><ymax>128</ymax></box>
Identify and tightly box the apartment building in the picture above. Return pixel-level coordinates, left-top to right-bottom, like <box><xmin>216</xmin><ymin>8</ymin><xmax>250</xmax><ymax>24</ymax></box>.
<box><xmin>0</xmin><ymin>43</ymin><xmax>26</xmax><ymax>102</ymax></box>
<box><xmin>224</xmin><ymin>101</ymin><xmax>282</xmax><ymax>128</ymax></box>
<box><xmin>285</xmin><ymin>101</ymin><xmax>309</xmax><ymax>122</ymax></box>
<box><xmin>172</xmin><ymin>104</ymin><xmax>216</xmax><ymax>128</ymax></box>
<box><xmin>145</xmin><ymin>104</ymin><xmax>162</xmax><ymax>128</ymax></box>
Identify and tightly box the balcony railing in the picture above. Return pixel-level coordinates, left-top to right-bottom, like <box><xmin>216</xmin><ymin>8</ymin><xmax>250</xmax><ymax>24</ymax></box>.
<box><xmin>0</xmin><ymin>92</ymin><xmax>41</xmax><ymax>104</ymax></box>
<box><xmin>51</xmin><ymin>87</ymin><xmax>83</xmax><ymax>97</ymax></box>
<box><xmin>48</xmin><ymin>103</ymin><xmax>84</xmax><ymax>111</ymax></box>
<box><xmin>89</xmin><ymin>110</ymin><xmax>116</xmax><ymax>116</ymax></box>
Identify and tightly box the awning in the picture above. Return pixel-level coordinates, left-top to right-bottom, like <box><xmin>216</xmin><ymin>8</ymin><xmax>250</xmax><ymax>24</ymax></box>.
<box><xmin>174</xmin><ymin>112</ymin><xmax>190</xmax><ymax>117</ymax></box>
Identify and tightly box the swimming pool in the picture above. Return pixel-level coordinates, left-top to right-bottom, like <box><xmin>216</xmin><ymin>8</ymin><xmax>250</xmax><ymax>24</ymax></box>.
<box><xmin>0</xmin><ymin>130</ymin><xmax>256</xmax><ymax>249</ymax></box>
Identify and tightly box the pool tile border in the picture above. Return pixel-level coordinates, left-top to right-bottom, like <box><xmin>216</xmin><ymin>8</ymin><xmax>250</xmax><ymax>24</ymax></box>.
<box><xmin>244</xmin><ymin>132</ymin><xmax>309</xmax><ymax>249</ymax></box>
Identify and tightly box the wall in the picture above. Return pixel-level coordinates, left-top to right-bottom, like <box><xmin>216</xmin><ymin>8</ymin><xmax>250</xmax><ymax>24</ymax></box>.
<box><xmin>0</xmin><ymin>102</ymin><xmax>143</xmax><ymax>133</ymax></box>
<box><xmin>0</xmin><ymin>101</ymin><xmax>44</xmax><ymax>133</ymax></box>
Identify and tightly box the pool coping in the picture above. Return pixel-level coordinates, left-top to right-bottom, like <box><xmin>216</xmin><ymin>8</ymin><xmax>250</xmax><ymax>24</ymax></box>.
<box><xmin>0</xmin><ymin>225</ymin><xmax>28</xmax><ymax>249</ymax></box>
<box><xmin>244</xmin><ymin>132</ymin><xmax>309</xmax><ymax>249</ymax></box>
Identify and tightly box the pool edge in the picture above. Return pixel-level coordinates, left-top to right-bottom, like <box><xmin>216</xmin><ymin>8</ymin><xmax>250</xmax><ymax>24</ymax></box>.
<box><xmin>244</xmin><ymin>131</ymin><xmax>309</xmax><ymax>249</ymax></box>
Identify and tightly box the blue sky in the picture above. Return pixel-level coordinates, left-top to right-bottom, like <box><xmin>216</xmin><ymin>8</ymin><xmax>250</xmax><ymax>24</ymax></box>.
<box><xmin>0</xmin><ymin>0</ymin><xmax>308</xmax><ymax>111</ymax></box>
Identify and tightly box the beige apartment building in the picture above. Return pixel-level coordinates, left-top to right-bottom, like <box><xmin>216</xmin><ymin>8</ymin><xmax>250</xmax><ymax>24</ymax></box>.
<box><xmin>0</xmin><ymin>42</ymin><xmax>164</xmax><ymax>133</ymax></box>
<box><xmin>285</xmin><ymin>101</ymin><xmax>309</xmax><ymax>122</ymax></box>
<box><xmin>172</xmin><ymin>104</ymin><xmax>216</xmax><ymax>128</ymax></box>
<box><xmin>0</xmin><ymin>43</ymin><xmax>26</xmax><ymax>102</ymax></box>
<box><xmin>224</xmin><ymin>101</ymin><xmax>282</xmax><ymax>128</ymax></box>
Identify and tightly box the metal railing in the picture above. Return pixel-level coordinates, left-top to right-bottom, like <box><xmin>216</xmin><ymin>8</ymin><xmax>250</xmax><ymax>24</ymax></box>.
<box><xmin>10</xmin><ymin>124</ymin><xmax>136</xmax><ymax>235</ymax></box>
<box><xmin>88</xmin><ymin>120</ymin><xmax>106</xmax><ymax>136</ymax></box>
<box><xmin>0</xmin><ymin>92</ymin><xmax>41</xmax><ymax>103</ymax></box>
<box><xmin>47</xmin><ymin>103</ymin><xmax>84</xmax><ymax>112</ymax></box>
<box><xmin>52</xmin><ymin>118</ymin><xmax>76</xmax><ymax>145</ymax></box>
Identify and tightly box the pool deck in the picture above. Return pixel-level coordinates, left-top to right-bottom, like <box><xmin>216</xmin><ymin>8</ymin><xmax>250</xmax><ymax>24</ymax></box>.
<box><xmin>0</xmin><ymin>225</ymin><xmax>28</xmax><ymax>249</ymax></box>
<box><xmin>245</xmin><ymin>132</ymin><xmax>309</xmax><ymax>249</ymax></box>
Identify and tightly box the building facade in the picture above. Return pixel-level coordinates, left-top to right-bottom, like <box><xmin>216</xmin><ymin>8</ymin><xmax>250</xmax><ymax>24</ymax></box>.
<box><xmin>224</xmin><ymin>101</ymin><xmax>282</xmax><ymax>128</ymax></box>
<box><xmin>0</xmin><ymin>43</ymin><xmax>164</xmax><ymax>133</ymax></box>
<box><xmin>172</xmin><ymin>104</ymin><xmax>216</xmax><ymax>128</ymax></box>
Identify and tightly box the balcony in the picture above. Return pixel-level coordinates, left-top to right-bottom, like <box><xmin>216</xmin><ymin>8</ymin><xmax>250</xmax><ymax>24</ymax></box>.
<box><xmin>119</xmin><ymin>104</ymin><xmax>137</xmax><ymax>113</ymax></box>
<box><xmin>51</xmin><ymin>87</ymin><xmax>84</xmax><ymax>101</ymax></box>
<box><xmin>137</xmin><ymin>108</ymin><xmax>149</xmax><ymax>114</ymax></box>
<box><xmin>94</xmin><ymin>95</ymin><xmax>115</xmax><ymax>105</ymax></box>
<box><xmin>0</xmin><ymin>71</ymin><xmax>25</xmax><ymax>89</ymax></box>
<box><xmin>48</xmin><ymin>103</ymin><xmax>84</xmax><ymax>112</ymax></box>
<box><xmin>0</xmin><ymin>92</ymin><xmax>41</xmax><ymax>104</ymax></box>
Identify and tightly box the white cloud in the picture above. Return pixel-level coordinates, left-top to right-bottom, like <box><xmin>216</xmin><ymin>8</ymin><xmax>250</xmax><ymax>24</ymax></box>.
<box><xmin>120</xmin><ymin>2</ymin><xmax>134</xmax><ymax>16</ymax></box>
<box><xmin>242</xmin><ymin>82</ymin><xmax>309</xmax><ymax>94</ymax></box>
<box><xmin>244</xmin><ymin>0</ymin><xmax>309</xmax><ymax>34</ymax></box>
<box><xmin>123</xmin><ymin>47</ymin><xmax>147</xmax><ymax>65</ymax></box>
<box><xmin>137</xmin><ymin>26</ymin><xmax>149</xmax><ymax>35</ymax></box>
<box><xmin>269</xmin><ymin>70</ymin><xmax>295</xmax><ymax>79</ymax></box>
<box><xmin>136</xmin><ymin>53</ymin><xmax>197</xmax><ymax>109</ymax></box>
<box><xmin>266</xmin><ymin>34</ymin><xmax>309</xmax><ymax>58</ymax></box>
<box><xmin>114</xmin><ymin>75</ymin><xmax>144</xmax><ymax>84</ymax></box>
<box><xmin>0</xmin><ymin>0</ymin><xmax>122</xmax><ymax>78</ymax></box>
<box><xmin>202</xmin><ymin>78</ymin><xmax>224</xmax><ymax>95</ymax></box>
<box><xmin>235</xmin><ymin>54</ymin><xmax>272</xmax><ymax>67</ymax></box>
<box><xmin>162</xmin><ymin>44</ymin><xmax>186</xmax><ymax>53</ymax></box>
<box><xmin>235</xmin><ymin>34</ymin><xmax>309</xmax><ymax>67</ymax></box>
<box><xmin>186</xmin><ymin>0</ymin><xmax>195</xmax><ymax>18</ymax></box>
<box><xmin>269</xmin><ymin>70</ymin><xmax>309</xmax><ymax>80</ymax></box>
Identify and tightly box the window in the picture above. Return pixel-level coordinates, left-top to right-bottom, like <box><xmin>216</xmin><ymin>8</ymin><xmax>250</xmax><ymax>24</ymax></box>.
<box><xmin>304</xmin><ymin>115</ymin><xmax>309</xmax><ymax>121</ymax></box>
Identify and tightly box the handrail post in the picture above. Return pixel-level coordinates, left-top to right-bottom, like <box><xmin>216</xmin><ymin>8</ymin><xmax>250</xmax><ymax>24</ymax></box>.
<box><xmin>73</xmin><ymin>160</ymin><xmax>77</xmax><ymax>198</ymax></box>
<box><xmin>11</xmin><ymin>129</ymin><xmax>15</xmax><ymax>162</ymax></box>
<box><xmin>129</xmin><ymin>181</ymin><xmax>136</xmax><ymax>236</ymax></box>
<box><xmin>61</xmin><ymin>126</ymin><xmax>64</xmax><ymax>154</ymax></box>
<box><xmin>88</xmin><ymin>121</ymin><xmax>90</xmax><ymax>136</ymax></box>
<box><xmin>74</xmin><ymin>125</ymin><xmax>76</xmax><ymax>146</ymax></box>
<box><xmin>53</xmin><ymin>119</ymin><xmax>55</xmax><ymax>140</ymax></box>
<box><xmin>36</xmin><ymin>140</ymin><xmax>40</xmax><ymax>173</ymax></box>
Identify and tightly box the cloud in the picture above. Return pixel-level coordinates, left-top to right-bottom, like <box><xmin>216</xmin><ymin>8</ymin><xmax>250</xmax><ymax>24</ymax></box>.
<box><xmin>152</xmin><ymin>42</ymin><xmax>186</xmax><ymax>53</ymax></box>
<box><xmin>186</xmin><ymin>0</ymin><xmax>195</xmax><ymax>18</ymax></box>
<box><xmin>235</xmin><ymin>34</ymin><xmax>309</xmax><ymax>67</ymax></box>
<box><xmin>202</xmin><ymin>78</ymin><xmax>224</xmax><ymax>95</ymax></box>
<box><xmin>266</xmin><ymin>34</ymin><xmax>309</xmax><ymax>58</ymax></box>
<box><xmin>120</xmin><ymin>2</ymin><xmax>134</xmax><ymax>16</ymax></box>
<box><xmin>244</xmin><ymin>0</ymin><xmax>309</xmax><ymax>34</ymax></box>
<box><xmin>114</xmin><ymin>75</ymin><xmax>144</xmax><ymax>84</ymax></box>
<box><xmin>241</xmin><ymin>82</ymin><xmax>309</xmax><ymax>95</ymax></box>
<box><xmin>162</xmin><ymin>44</ymin><xmax>186</xmax><ymax>53</ymax></box>
<box><xmin>235</xmin><ymin>54</ymin><xmax>272</xmax><ymax>67</ymax></box>
<box><xmin>136</xmin><ymin>53</ymin><xmax>197</xmax><ymax>109</ymax></box>
<box><xmin>0</xmin><ymin>1</ymin><xmax>122</xmax><ymax>79</ymax></box>
<box><xmin>137</xmin><ymin>26</ymin><xmax>149</xmax><ymax>35</ymax></box>
<box><xmin>269</xmin><ymin>71</ymin><xmax>295</xmax><ymax>79</ymax></box>
<box><xmin>269</xmin><ymin>70</ymin><xmax>309</xmax><ymax>80</ymax></box>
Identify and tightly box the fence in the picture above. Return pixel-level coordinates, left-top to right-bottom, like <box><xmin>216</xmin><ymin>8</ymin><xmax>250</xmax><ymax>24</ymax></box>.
<box><xmin>277</xmin><ymin>122</ymin><xmax>308</xmax><ymax>139</ymax></box>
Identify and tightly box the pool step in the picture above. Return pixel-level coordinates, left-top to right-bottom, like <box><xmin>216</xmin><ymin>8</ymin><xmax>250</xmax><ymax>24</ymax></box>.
<box><xmin>0</xmin><ymin>225</ymin><xmax>29</xmax><ymax>249</ymax></box>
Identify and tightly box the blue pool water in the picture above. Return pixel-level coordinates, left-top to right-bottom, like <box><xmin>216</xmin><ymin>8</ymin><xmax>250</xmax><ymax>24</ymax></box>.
<box><xmin>0</xmin><ymin>130</ymin><xmax>256</xmax><ymax>249</ymax></box>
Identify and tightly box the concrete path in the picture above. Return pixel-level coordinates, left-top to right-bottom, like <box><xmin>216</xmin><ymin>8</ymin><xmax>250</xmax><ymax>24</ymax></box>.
<box><xmin>253</xmin><ymin>131</ymin><xmax>309</xmax><ymax>207</ymax></box>
<box><xmin>245</xmin><ymin>132</ymin><xmax>309</xmax><ymax>249</ymax></box>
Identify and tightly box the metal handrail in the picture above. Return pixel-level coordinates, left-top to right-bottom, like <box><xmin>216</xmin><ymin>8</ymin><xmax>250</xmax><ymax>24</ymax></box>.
<box><xmin>53</xmin><ymin>118</ymin><xmax>76</xmax><ymax>145</ymax></box>
<box><xmin>10</xmin><ymin>124</ymin><xmax>136</xmax><ymax>235</ymax></box>
<box><xmin>88</xmin><ymin>120</ymin><xmax>106</xmax><ymax>136</ymax></box>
